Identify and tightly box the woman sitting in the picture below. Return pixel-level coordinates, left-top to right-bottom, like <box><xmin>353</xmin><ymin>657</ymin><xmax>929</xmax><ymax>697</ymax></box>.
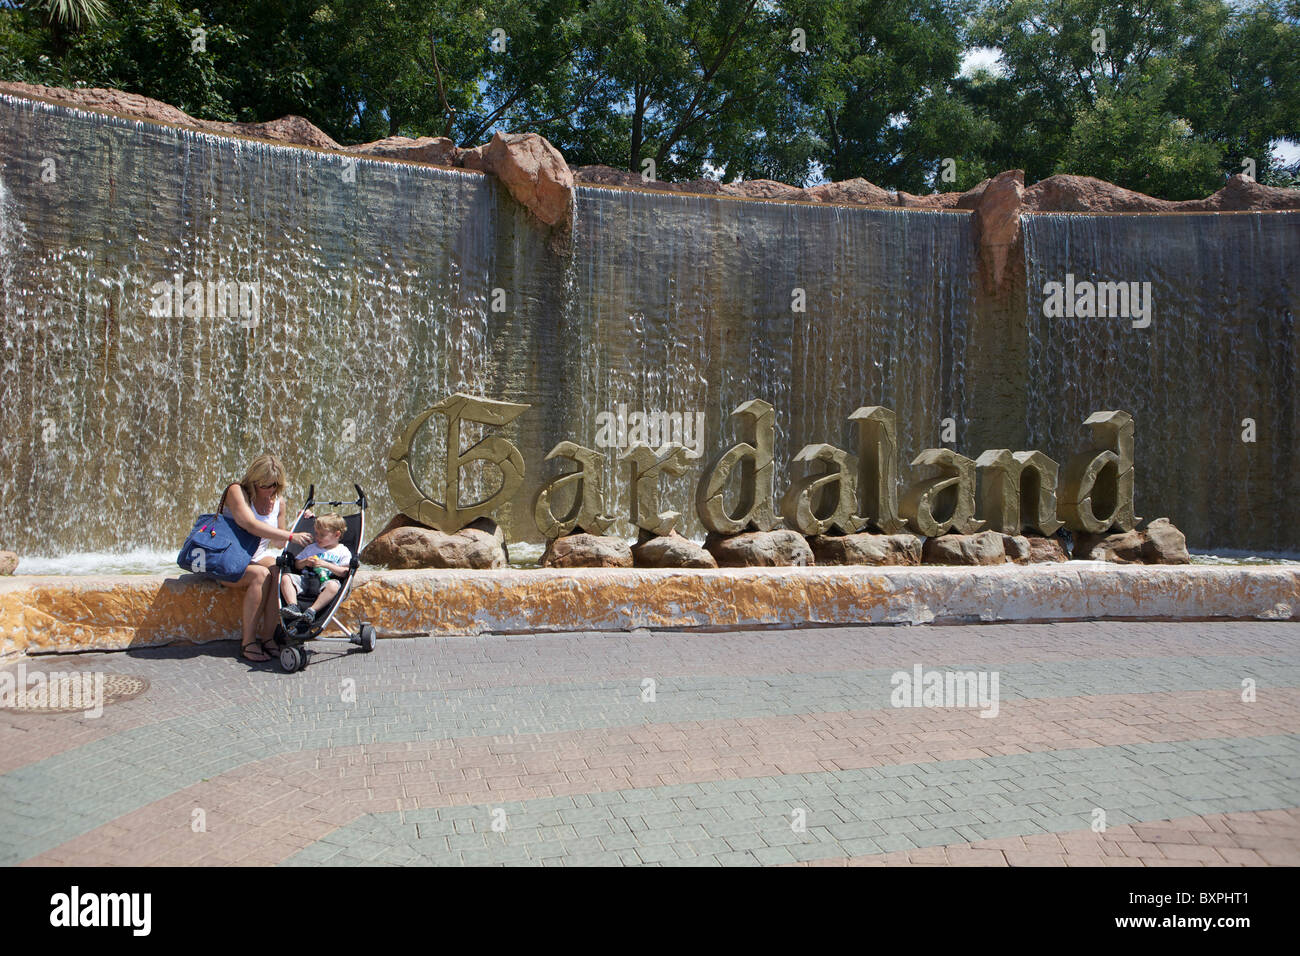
<box><xmin>218</xmin><ymin>454</ymin><xmax>312</xmax><ymax>662</ymax></box>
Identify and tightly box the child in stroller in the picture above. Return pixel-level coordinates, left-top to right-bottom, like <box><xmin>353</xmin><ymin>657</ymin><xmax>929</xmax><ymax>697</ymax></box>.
<box><xmin>273</xmin><ymin>484</ymin><xmax>376</xmax><ymax>673</ymax></box>
<box><xmin>281</xmin><ymin>512</ymin><xmax>351</xmax><ymax>629</ymax></box>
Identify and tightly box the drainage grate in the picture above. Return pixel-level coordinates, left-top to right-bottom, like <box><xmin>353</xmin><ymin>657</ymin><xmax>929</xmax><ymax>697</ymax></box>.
<box><xmin>0</xmin><ymin>673</ymin><xmax>150</xmax><ymax>713</ymax></box>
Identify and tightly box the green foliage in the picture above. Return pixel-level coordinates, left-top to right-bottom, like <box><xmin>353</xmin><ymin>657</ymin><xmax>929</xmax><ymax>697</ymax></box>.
<box><xmin>1056</xmin><ymin>71</ymin><xmax>1225</xmax><ymax>200</ymax></box>
<box><xmin>29</xmin><ymin>0</ymin><xmax>109</xmax><ymax>30</ymax></box>
<box><xmin>0</xmin><ymin>0</ymin><xmax>1296</xmax><ymax>197</ymax></box>
<box><xmin>969</xmin><ymin>0</ymin><xmax>1299</xmax><ymax>193</ymax></box>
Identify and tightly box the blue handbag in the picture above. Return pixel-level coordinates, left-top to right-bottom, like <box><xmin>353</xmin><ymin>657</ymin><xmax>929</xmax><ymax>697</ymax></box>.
<box><xmin>177</xmin><ymin>488</ymin><xmax>263</xmax><ymax>582</ymax></box>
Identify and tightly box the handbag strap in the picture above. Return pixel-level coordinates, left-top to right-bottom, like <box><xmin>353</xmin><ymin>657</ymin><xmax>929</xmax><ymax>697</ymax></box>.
<box><xmin>216</xmin><ymin>484</ymin><xmax>234</xmax><ymax>517</ymax></box>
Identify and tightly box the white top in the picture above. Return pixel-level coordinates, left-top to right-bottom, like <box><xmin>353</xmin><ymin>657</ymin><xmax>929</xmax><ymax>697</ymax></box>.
<box><xmin>297</xmin><ymin>542</ymin><xmax>352</xmax><ymax>576</ymax></box>
<box><xmin>223</xmin><ymin>493</ymin><xmax>281</xmax><ymax>562</ymax></box>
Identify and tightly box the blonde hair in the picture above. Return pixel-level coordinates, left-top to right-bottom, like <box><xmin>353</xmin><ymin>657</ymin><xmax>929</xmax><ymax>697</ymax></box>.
<box><xmin>238</xmin><ymin>453</ymin><xmax>286</xmax><ymax>504</ymax></box>
<box><xmin>314</xmin><ymin>513</ymin><xmax>347</xmax><ymax>537</ymax></box>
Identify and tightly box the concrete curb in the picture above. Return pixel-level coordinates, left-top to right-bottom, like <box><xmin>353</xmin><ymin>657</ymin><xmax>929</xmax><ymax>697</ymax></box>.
<box><xmin>1</xmin><ymin>564</ymin><xmax>1297</xmax><ymax>655</ymax></box>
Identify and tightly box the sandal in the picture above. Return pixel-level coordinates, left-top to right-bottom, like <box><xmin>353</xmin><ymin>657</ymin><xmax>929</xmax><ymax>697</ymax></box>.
<box><xmin>261</xmin><ymin>638</ymin><xmax>280</xmax><ymax>657</ymax></box>
<box><xmin>240</xmin><ymin>639</ymin><xmax>270</xmax><ymax>662</ymax></box>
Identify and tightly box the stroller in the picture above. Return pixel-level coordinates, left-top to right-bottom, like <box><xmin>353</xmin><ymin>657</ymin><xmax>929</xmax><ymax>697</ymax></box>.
<box><xmin>274</xmin><ymin>484</ymin><xmax>376</xmax><ymax>672</ymax></box>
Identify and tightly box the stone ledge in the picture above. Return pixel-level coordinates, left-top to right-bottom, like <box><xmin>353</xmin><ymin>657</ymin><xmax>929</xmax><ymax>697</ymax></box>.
<box><xmin>1</xmin><ymin>565</ymin><xmax>1296</xmax><ymax>655</ymax></box>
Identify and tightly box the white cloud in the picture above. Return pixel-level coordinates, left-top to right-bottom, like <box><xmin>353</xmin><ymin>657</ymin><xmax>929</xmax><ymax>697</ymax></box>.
<box><xmin>960</xmin><ymin>47</ymin><xmax>1004</xmax><ymax>77</ymax></box>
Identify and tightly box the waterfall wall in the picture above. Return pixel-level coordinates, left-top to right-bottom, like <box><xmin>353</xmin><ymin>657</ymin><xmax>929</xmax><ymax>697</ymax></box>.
<box><xmin>0</xmin><ymin>93</ymin><xmax>1295</xmax><ymax>555</ymax></box>
<box><xmin>1022</xmin><ymin>213</ymin><xmax>1298</xmax><ymax>552</ymax></box>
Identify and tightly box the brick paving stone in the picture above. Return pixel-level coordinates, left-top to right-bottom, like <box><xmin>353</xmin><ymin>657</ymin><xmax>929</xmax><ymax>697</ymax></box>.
<box><xmin>2</xmin><ymin>622</ymin><xmax>1297</xmax><ymax>866</ymax></box>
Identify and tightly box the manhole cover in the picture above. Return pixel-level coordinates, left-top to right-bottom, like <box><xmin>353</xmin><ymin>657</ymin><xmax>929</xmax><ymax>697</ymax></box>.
<box><xmin>0</xmin><ymin>673</ymin><xmax>150</xmax><ymax>713</ymax></box>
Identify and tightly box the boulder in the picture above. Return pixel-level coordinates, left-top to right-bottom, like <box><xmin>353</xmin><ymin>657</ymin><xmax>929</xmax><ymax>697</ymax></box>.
<box><xmin>808</xmin><ymin>533</ymin><xmax>922</xmax><ymax>566</ymax></box>
<box><xmin>721</xmin><ymin>179</ymin><xmax>809</xmax><ymax>201</ymax></box>
<box><xmin>1024</xmin><ymin>174</ymin><xmax>1173</xmax><ymax>213</ymax></box>
<box><xmin>1001</xmin><ymin>535</ymin><xmax>1032</xmax><ymax>564</ymax></box>
<box><xmin>975</xmin><ymin>169</ymin><xmax>1025</xmax><ymax>291</ymax></box>
<box><xmin>221</xmin><ymin>115</ymin><xmax>339</xmax><ymax>149</ymax></box>
<box><xmin>0</xmin><ymin>82</ymin><xmax>343</xmax><ymax>149</ymax></box>
<box><xmin>922</xmin><ymin>531</ymin><xmax>1008</xmax><ymax>566</ymax></box>
<box><xmin>705</xmin><ymin>530</ymin><xmax>814</xmax><ymax>567</ymax></box>
<box><xmin>571</xmin><ymin>164</ymin><xmax>726</xmax><ymax>195</ymax></box>
<box><xmin>1072</xmin><ymin>528</ymin><xmax>1146</xmax><ymax>563</ymax></box>
<box><xmin>541</xmin><ymin>532</ymin><xmax>633</xmax><ymax>568</ymax></box>
<box><xmin>1025</xmin><ymin>536</ymin><xmax>1069</xmax><ymax>563</ymax></box>
<box><xmin>1072</xmin><ymin>519</ymin><xmax>1189</xmax><ymax>564</ymax></box>
<box><xmin>632</xmin><ymin>530</ymin><xmax>718</xmax><ymax>569</ymax></box>
<box><xmin>1023</xmin><ymin>173</ymin><xmax>1300</xmax><ymax>213</ymax></box>
<box><xmin>897</xmin><ymin>189</ymin><xmax>964</xmax><ymax>209</ymax></box>
<box><xmin>350</xmin><ymin>135</ymin><xmax>460</xmax><ymax>167</ymax></box>
<box><xmin>359</xmin><ymin>514</ymin><xmax>506</xmax><ymax>569</ymax></box>
<box><xmin>805</xmin><ymin>178</ymin><xmax>895</xmax><ymax>206</ymax></box>
<box><xmin>0</xmin><ymin>551</ymin><xmax>17</xmax><ymax>575</ymax></box>
<box><xmin>1142</xmin><ymin>517</ymin><xmax>1191</xmax><ymax>564</ymax></box>
<box><xmin>462</xmin><ymin>131</ymin><xmax>573</xmax><ymax>226</ymax></box>
<box><xmin>0</xmin><ymin>80</ymin><xmax>205</xmax><ymax>128</ymax></box>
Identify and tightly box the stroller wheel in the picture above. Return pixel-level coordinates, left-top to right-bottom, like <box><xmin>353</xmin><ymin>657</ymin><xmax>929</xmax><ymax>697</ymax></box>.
<box><xmin>279</xmin><ymin>645</ymin><xmax>304</xmax><ymax>673</ymax></box>
<box><xmin>359</xmin><ymin>623</ymin><xmax>377</xmax><ymax>653</ymax></box>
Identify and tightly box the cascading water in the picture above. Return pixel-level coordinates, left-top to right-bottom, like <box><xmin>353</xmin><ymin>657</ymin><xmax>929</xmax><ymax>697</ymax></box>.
<box><xmin>7</xmin><ymin>92</ymin><xmax>1293</xmax><ymax>563</ymax></box>
<box><xmin>565</xmin><ymin>187</ymin><xmax>974</xmax><ymax>539</ymax></box>
<box><xmin>0</xmin><ymin>94</ymin><xmax>508</xmax><ymax>558</ymax></box>
<box><xmin>1022</xmin><ymin>212</ymin><xmax>1298</xmax><ymax>552</ymax></box>
<box><xmin>0</xmin><ymin>93</ymin><xmax>975</xmax><ymax>562</ymax></box>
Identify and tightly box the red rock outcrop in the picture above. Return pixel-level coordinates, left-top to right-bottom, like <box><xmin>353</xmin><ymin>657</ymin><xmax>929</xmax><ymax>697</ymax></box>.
<box><xmin>4</xmin><ymin>80</ymin><xmax>1295</xmax><ymax>244</ymax></box>
<box><xmin>719</xmin><ymin>179</ymin><xmax>809</xmax><ymax>201</ymax></box>
<box><xmin>1023</xmin><ymin>173</ymin><xmax>1300</xmax><ymax>212</ymax></box>
<box><xmin>572</xmin><ymin>164</ymin><xmax>726</xmax><ymax>194</ymax></box>
<box><xmin>974</xmin><ymin>169</ymin><xmax>1026</xmax><ymax>293</ymax></box>
<box><xmin>461</xmin><ymin>131</ymin><xmax>573</xmax><ymax>226</ymax></box>
<box><xmin>349</xmin><ymin>135</ymin><xmax>461</xmax><ymax>167</ymax></box>
<box><xmin>0</xmin><ymin>81</ymin><xmax>342</xmax><ymax>148</ymax></box>
<box><xmin>808</xmin><ymin>178</ymin><xmax>897</xmax><ymax>206</ymax></box>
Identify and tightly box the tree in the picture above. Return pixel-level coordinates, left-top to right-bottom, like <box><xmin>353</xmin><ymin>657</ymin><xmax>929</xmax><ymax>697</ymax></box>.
<box><xmin>968</xmin><ymin>0</ymin><xmax>1300</xmax><ymax>195</ymax></box>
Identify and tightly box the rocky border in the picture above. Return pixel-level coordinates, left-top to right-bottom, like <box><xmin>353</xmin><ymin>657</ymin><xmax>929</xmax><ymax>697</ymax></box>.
<box><xmin>4</xmin><ymin>80</ymin><xmax>1296</xmax><ymax>243</ymax></box>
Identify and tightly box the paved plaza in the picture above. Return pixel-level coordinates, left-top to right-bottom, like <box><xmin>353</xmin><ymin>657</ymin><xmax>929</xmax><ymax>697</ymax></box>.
<box><xmin>2</xmin><ymin>620</ymin><xmax>1298</xmax><ymax>866</ymax></box>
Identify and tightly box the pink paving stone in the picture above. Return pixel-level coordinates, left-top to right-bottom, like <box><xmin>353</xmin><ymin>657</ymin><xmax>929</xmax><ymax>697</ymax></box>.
<box><xmin>1132</xmin><ymin>825</ymin><xmax>1203</xmax><ymax>844</ymax></box>
<box><xmin>1192</xmin><ymin>830</ymin><xmax>1245</xmax><ymax>847</ymax></box>
<box><xmin>971</xmin><ymin>837</ymin><xmax>1030</xmax><ymax>851</ymax></box>
<box><xmin>943</xmin><ymin>847</ymin><xmax>1009</xmax><ymax>866</ymax></box>
<box><xmin>1022</xmin><ymin>833</ymin><xmax>1067</xmax><ymax>850</ymax></box>
<box><xmin>1004</xmin><ymin>850</ymin><xmax>1068</xmax><ymax>866</ymax></box>
<box><xmin>1154</xmin><ymin>843</ymin><xmax>1226</xmax><ymax>863</ymax></box>
<box><xmin>1215</xmin><ymin>833</ymin><xmax>1294</xmax><ymax>851</ymax></box>
<box><xmin>1257</xmin><ymin>847</ymin><xmax>1300</xmax><ymax>865</ymax></box>
<box><xmin>906</xmin><ymin>847</ymin><xmax>950</xmax><ymax>864</ymax></box>
<box><xmin>1255</xmin><ymin>809</ymin><xmax>1300</xmax><ymax>824</ymax></box>
<box><xmin>1120</xmin><ymin>842</ymin><xmax>1168</xmax><ymax>860</ymax></box>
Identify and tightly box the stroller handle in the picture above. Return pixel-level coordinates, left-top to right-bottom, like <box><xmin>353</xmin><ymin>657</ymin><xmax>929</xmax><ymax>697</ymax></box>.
<box><xmin>299</xmin><ymin>484</ymin><xmax>368</xmax><ymax>509</ymax></box>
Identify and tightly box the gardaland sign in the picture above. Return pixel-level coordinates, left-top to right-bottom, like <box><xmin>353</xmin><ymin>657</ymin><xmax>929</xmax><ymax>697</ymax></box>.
<box><xmin>386</xmin><ymin>394</ymin><xmax>1138</xmax><ymax>539</ymax></box>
